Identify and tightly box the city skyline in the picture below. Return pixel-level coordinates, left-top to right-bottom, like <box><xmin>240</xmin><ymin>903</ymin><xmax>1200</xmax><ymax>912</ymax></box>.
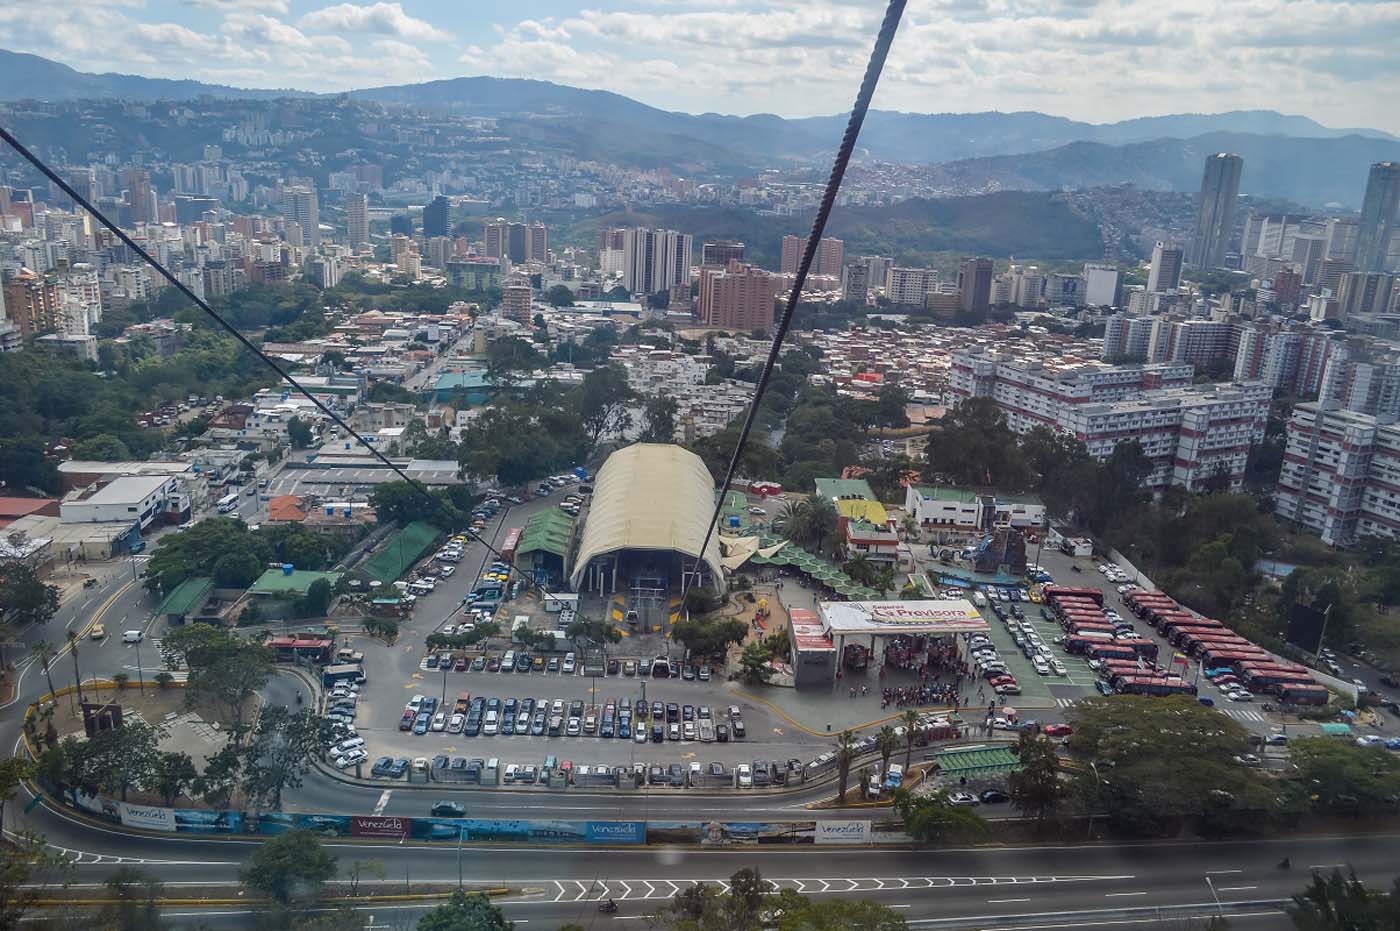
<box><xmin>2</xmin><ymin>0</ymin><xmax>1399</xmax><ymax>134</ymax></box>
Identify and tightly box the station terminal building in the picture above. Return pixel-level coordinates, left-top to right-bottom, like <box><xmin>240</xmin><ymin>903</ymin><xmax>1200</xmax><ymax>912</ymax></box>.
<box><xmin>789</xmin><ymin>599</ymin><xmax>988</xmax><ymax>689</ymax></box>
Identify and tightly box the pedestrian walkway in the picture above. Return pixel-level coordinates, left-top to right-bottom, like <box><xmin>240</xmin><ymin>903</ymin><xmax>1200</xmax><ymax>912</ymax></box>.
<box><xmin>1222</xmin><ymin>707</ymin><xmax>1266</xmax><ymax>722</ymax></box>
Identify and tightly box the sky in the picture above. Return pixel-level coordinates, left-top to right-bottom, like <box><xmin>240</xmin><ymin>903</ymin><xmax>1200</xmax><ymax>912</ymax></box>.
<box><xmin>2</xmin><ymin>0</ymin><xmax>1398</xmax><ymax>133</ymax></box>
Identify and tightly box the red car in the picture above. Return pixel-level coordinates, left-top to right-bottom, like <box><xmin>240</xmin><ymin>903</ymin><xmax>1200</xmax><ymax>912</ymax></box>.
<box><xmin>988</xmin><ymin>674</ymin><xmax>1017</xmax><ymax>686</ymax></box>
<box><xmin>1044</xmin><ymin>723</ymin><xmax>1073</xmax><ymax>737</ymax></box>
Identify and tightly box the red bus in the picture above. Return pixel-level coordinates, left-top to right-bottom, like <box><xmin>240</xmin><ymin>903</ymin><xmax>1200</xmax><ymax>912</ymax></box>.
<box><xmin>1115</xmin><ymin>638</ymin><xmax>1160</xmax><ymax>661</ymax></box>
<box><xmin>1183</xmin><ymin>634</ymin><xmax>1254</xmax><ymax>656</ymax></box>
<box><xmin>500</xmin><ymin>527</ymin><xmax>522</xmax><ymax>564</ymax></box>
<box><xmin>1146</xmin><ymin>608</ymin><xmax>1196</xmax><ymax>629</ymax></box>
<box><xmin>1053</xmin><ymin>596</ymin><xmax>1102</xmax><ymax>612</ymax></box>
<box><xmin>1115</xmin><ymin>675</ymin><xmax>1197</xmax><ymax>697</ymax></box>
<box><xmin>1061</xmin><ymin>609</ymin><xmax>1111</xmax><ymax>625</ymax></box>
<box><xmin>1043</xmin><ymin>586</ymin><xmax>1104</xmax><ymax>606</ymax></box>
<box><xmin>1242</xmin><ymin>669</ymin><xmax>1317</xmax><ymax>693</ymax></box>
<box><xmin>1067</xmin><ymin>623</ymin><xmax>1118</xmax><ymax>639</ymax></box>
<box><xmin>1167</xmin><ymin>624</ymin><xmax>1228</xmax><ymax>647</ymax></box>
<box><xmin>1278</xmin><ymin>683</ymin><xmax>1330</xmax><ymax>705</ymax></box>
<box><xmin>1065</xmin><ymin>631</ymin><xmax>1117</xmax><ymax>654</ymax></box>
<box><xmin>1200</xmin><ymin>646</ymin><xmax>1273</xmax><ymax>667</ymax></box>
<box><xmin>1125</xmin><ymin>595</ymin><xmax>1177</xmax><ymax>617</ymax></box>
<box><xmin>1087</xmin><ymin>643</ymin><xmax>1138</xmax><ymax>661</ymax></box>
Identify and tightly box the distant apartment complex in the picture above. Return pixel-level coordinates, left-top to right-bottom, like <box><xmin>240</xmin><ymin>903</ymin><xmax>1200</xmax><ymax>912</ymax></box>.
<box><xmin>949</xmin><ymin>347</ymin><xmax>1269</xmax><ymax>489</ymax></box>
<box><xmin>1276</xmin><ymin>403</ymin><xmax>1400</xmax><ymax>546</ymax></box>
<box><xmin>697</xmin><ymin>260</ymin><xmax>783</xmax><ymax>331</ymax></box>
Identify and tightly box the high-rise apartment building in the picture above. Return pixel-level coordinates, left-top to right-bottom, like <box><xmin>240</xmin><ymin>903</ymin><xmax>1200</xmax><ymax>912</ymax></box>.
<box><xmin>1357</xmin><ymin>162</ymin><xmax>1400</xmax><ymax>274</ymax></box>
<box><xmin>842</xmin><ymin>263</ymin><xmax>871</xmax><ymax>304</ymax></box>
<box><xmin>622</xmin><ymin>228</ymin><xmax>692</xmax><ymax>295</ymax></box>
<box><xmin>2</xmin><ymin>268</ymin><xmax>62</xmax><ymax>337</ymax></box>
<box><xmin>957</xmin><ymin>256</ymin><xmax>993</xmax><ymax>315</ymax></box>
<box><xmin>345</xmin><ymin>194</ymin><xmax>368</xmax><ymax>249</ymax></box>
<box><xmin>501</xmin><ymin>275</ymin><xmax>533</xmax><ymax>325</ymax></box>
<box><xmin>1276</xmin><ymin>403</ymin><xmax>1400</xmax><ymax>546</ymax></box>
<box><xmin>121</xmin><ymin>169</ymin><xmax>153</xmax><ymax>226</ymax></box>
<box><xmin>949</xmin><ymin>348</ymin><xmax>1266</xmax><ymax>490</ymax></box>
<box><xmin>1146</xmin><ymin>241</ymin><xmax>1184</xmax><ymax>292</ymax></box>
<box><xmin>697</xmin><ymin>260</ymin><xmax>783</xmax><ymax>331</ymax></box>
<box><xmin>886</xmin><ymin>267</ymin><xmax>939</xmax><ymax>306</ymax></box>
<box><xmin>281</xmin><ymin>186</ymin><xmax>320</xmax><ymax>247</ymax></box>
<box><xmin>484</xmin><ymin>218</ymin><xmax>547</xmax><ymax>263</ymax></box>
<box><xmin>702</xmin><ymin>241</ymin><xmax>745</xmax><ymax>267</ymax></box>
<box><xmin>1273</xmin><ymin>267</ymin><xmax>1303</xmax><ymax>306</ymax></box>
<box><xmin>1189</xmin><ymin>153</ymin><xmax>1243</xmax><ymax>269</ymax></box>
<box><xmin>779</xmin><ymin>235</ymin><xmax>844</xmax><ymax>276</ymax></box>
<box><xmin>527</xmin><ymin>223</ymin><xmax>548</xmax><ymax>263</ymax></box>
<box><xmin>1326</xmin><ymin>217</ymin><xmax>1360</xmax><ymax>260</ymax></box>
<box><xmin>423</xmin><ymin>195</ymin><xmax>449</xmax><ymax>239</ymax></box>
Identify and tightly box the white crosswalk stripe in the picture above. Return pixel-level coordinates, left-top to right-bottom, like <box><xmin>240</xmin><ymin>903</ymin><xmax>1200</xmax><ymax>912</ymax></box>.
<box><xmin>1055</xmin><ymin>697</ymin><xmax>1078</xmax><ymax>707</ymax></box>
<box><xmin>1224</xmin><ymin>709</ymin><xmax>1264</xmax><ymax>722</ymax></box>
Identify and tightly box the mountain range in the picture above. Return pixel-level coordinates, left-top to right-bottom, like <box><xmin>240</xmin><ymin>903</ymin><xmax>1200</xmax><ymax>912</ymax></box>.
<box><xmin>2</xmin><ymin>49</ymin><xmax>1397</xmax><ymax>206</ymax></box>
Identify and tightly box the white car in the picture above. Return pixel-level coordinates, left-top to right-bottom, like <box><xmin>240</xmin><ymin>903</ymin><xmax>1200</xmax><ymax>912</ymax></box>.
<box><xmin>562</xmin><ymin>653</ymin><xmax>576</xmax><ymax>674</ymax></box>
<box><xmin>448</xmin><ymin>713</ymin><xmax>465</xmax><ymax>733</ymax></box>
<box><xmin>122</xmin><ymin>630</ymin><xmax>144</xmax><ymax>644</ymax></box>
<box><xmin>1051</xmin><ymin>660</ymin><xmax>1068</xmax><ymax>676</ymax></box>
<box><xmin>1033</xmin><ymin>658</ymin><xmax>1051</xmax><ymax>676</ymax></box>
<box><xmin>431</xmin><ymin>712</ymin><xmax>447</xmax><ymax>732</ymax></box>
<box><xmin>1097</xmin><ymin>564</ymin><xmax>1110</xmax><ymax>574</ymax></box>
<box><xmin>1227</xmin><ymin>690</ymin><xmax>1254</xmax><ymax>702</ymax></box>
<box><xmin>441</xmin><ymin>565</ymin><xmax>456</xmax><ymax>577</ymax></box>
<box><xmin>946</xmin><ymin>791</ymin><xmax>980</xmax><ymax>806</ymax></box>
<box><xmin>992</xmin><ymin>717</ymin><xmax>1015</xmax><ymax>730</ymax></box>
<box><xmin>334</xmin><ymin>749</ymin><xmax>369</xmax><ymax>769</ymax></box>
<box><xmin>1356</xmin><ymin>735</ymin><xmax>1385</xmax><ymax>747</ymax></box>
<box><xmin>736</xmin><ymin>763</ymin><xmax>753</xmax><ymax>787</ymax></box>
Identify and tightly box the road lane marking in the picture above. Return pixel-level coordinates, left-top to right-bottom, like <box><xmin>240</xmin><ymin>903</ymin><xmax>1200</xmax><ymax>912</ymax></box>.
<box><xmin>1103</xmin><ymin>891</ymin><xmax>1147</xmax><ymax>897</ymax></box>
<box><xmin>1205</xmin><ymin>869</ymin><xmax>1243</xmax><ymax>875</ymax></box>
<box><xmin>373</xmin><ymin>791</ymin><xmax>391</xmax><ymax>815</ymax></box>
<box><xmin>988</xmin><ymin>898</ymin><xmax>1031</xmax><ymax>903</ymax></box>
<box><xmin>1217</xmin><ymin>885</ymin><xmax>1258</xmax><ymax>892</ymax></box>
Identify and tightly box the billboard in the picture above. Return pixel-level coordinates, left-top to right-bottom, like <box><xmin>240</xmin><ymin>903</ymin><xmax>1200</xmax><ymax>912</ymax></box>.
<box><xmin>700</xmin><ymin>821</ymin><xmax>815</xmax><ymax>845</ymax></box>
<box><xmin>585</xmin><ymin>821</ymin><xmax>645</xmax><ymax>845</ymax></box>
<box><xmin>257</xmin><ymin>813</ymin><xmax>352</xmax><ymax>836</ymax></box>
<box><xmin>119</xmin><ymin>802</ymin><xmax>176</xmax><ymax>832</ymax></box>
<box><xmin>814</xmin><ymin>820</ymin><xmax>871</xmax><ymax>845</ymax></box>
<box><xmin>1286</xmin><ymin>602</ymin><xmax>1329</xmax><ymax>654</ymax></box>
<box><xmin>174</xmin><ymin>809</ymin><xmax>243</xmax><ymax>834</ymax></box>
<box><xmin>822</xmin><ymin>600</ymin><xmax>988</xmax><ymax>635</ymax></box>
<box><xmin>646</xmin><ymin>822</ymin><xmax>703</xmax><ymax>845</ymax></box>
<box><xmin>352</xmin><ymin>816</ymin><xmax>409</xmax><ymax>838</ymax></box>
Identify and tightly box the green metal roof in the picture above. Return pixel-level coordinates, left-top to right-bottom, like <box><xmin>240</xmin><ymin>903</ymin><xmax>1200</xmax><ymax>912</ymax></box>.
<box><xmin>931</xmin><ymin>745</ymin><xmax>1023</xmax><ymax>775</ymax></box>
<box><xmin>814</xmin><ymin>478</ymin><xmax>876</xmax><ymax>501</ymax></box>
<box><xmin>156</xmin><ymin>576</ymin><xmax>213</xmax><ymax>617</ymax></box>
<box><xmin>911</xmin><ymin>485</ymin><xmax>980</xmax><ymax>503</ymax></box>
<box><xmin>359</xmin><ymin>520</ymin><xmax>441</xmax><ymax>585</ymax></box>
<box><xmin>249</xmin><ymin>569</ymin><xmax>343</xmax><ymax>596</ymax></box>
<box><xmin>517</xmin><ymin>509</ymin><xmax>573</xmax><ymax>560</ymax></box>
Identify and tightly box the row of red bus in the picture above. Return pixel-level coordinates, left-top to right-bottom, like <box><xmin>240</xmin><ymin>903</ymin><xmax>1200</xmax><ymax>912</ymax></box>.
<box><xmin>1122</xmin><ymin>589</ymin><xmax>1329</xmax><ymax>705</ymax></box>
<box><xmin>1041</xmin><ymin>586</ymin><xmax>1159</xmax><ymax>662</ymax></box>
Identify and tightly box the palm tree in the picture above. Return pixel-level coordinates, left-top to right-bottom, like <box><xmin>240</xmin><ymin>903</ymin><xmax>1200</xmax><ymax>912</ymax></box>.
<box><xmin>874</xmin><ymin>566</ymin><xmax>897</xmax><ymax>598</ymax></box>
<box><xmin>30</xmin><ymin>640</ymin><xmax>57</xmax><ymax>702</ymax></box>
<box><xmin>845</xmin><ymin>553</ymin><xmax>875</xmax><ymax>585</ymax></box>
<box><xmin>901</xmin><ymin>709</ymin><xmax>921</xmax><ymax>771</ymax></box>
<box><xmin>66</xmin><ymin>631</ymin><xmax>84</xmax><ymax>704</ymax></box>
<box><xmin>900</xmin><ymin>515</ymin><xmax>919</xmax><ymax>543</ymax></box>
<box><xmin>876</xmin><ymin>725</ymin><xmax>898</xmax><ymax>776</ymax></box>
<box><xmin>835</xmin><ymin>730</ymin><xmax>859</xmax><ymax>804</ymax></box>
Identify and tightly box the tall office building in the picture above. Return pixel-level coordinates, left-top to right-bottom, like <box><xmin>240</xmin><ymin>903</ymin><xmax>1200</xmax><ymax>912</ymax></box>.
<box><xmin>423</xmin><ymin>195</ymin><xmax>449</xmax><ymax>239</ymax></box>
<box><xmin>2</xmin><ymin>268</ymin><xmax>62</xmax><ymax>337</ymax></box>
<box><xmin>1083</xmin><ymin>263</ymin><xmax>1122</xmax><ymax>307</ymax></box>
<box><xmin>957</xmin><ymin>256</ymin><xmax>993</xmax><ymax>315</ymax></box>
<box><xmin>527</xmin><ymin>222</ymin><xmax>548</xmax><ymax>263</ymax></box>
<box><xmin>1189</xmin><ymin>153</ymin><xmax>1243</xmax><ymax>269</ymax></box>
<box><xmin>622</xmin><ymin>228</ymin><xmax>693</xmax><ymax>295</ymax></box>
<box><xmin>345</xmin><ymin>193</ymin><xmax>368</xmax><ymax>249</ymax></box>
<box><xmin>121</xmin><ymin>169</ymin><xmax>154</xmax><ymax>226</ymax></box>
<box><xmin>886</xmin><ymin>267</ymin><xmax>940</xmax><ymax>306</ymax></box>
<box><xmin>1337</xmin><ymin>272</ymin><xmax>1397</xmax><ymax>318</ymax></box>
<box><xmin>702</xmin><ymin>241</ymin><xmax>745</xmax><ymax>267</ymax></box>
<box><xmin>1146</xmin><ymin>241</ymin><xmax>1184</xmax><ymax>293</ymax></box>
<box><xmin>1357</xmin><ymin>162</ymin><xmax>1400</xmax><ymax>274</ymax></box>
<box><xmin>779</xmin><ymin>235</ymin><xmax>844</xmax><ymax>276</ymax></box>
<box><xmin>697</xmin><ymin>260</ymin><xmax>784</xmax><ymax>331</ymax></box>
<box><xmin>281</xmin><ymin>186</ymin><xmax>320</xmax><ymax>247</ymax></box>
<box><xmin>484</xmin><ymin>218</ymin><xmax>547</xmax><ymax>263</ymax></box>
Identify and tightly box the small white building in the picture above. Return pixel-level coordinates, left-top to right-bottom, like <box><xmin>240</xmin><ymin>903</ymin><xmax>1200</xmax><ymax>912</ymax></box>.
<box><xmin>904</xmin><ymin>485</ymin><xmax>1045</xmax><ymax>531</ymax></box>
<box><xmin>60</xmin><ymin>474</ymin><xmax>188</xmax><ymax>529</ymax></box>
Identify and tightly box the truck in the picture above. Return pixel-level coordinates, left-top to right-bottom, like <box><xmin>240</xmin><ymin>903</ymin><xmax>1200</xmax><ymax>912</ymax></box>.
<box><xmin>321</xmin><ymin>664</ymin><xmax>365</xmax><ymax>687</ymax></box>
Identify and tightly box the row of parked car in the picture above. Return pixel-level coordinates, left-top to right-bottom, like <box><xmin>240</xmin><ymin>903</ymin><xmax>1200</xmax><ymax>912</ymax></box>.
<box><xmin>411</xmin><ymin>756</ymin><xmax>803</xmax><ymax>790</ymax></box>
<box><xmin>398</xmin><ymin>692</ymin><xmax>750</xmax><ymax>743</ymax></box>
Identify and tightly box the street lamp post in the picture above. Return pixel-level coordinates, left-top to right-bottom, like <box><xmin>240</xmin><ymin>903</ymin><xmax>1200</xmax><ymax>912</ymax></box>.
<box><xmin>1205</xmin><ymin>875</ymin><xmax>1223</xmax><ymax>916</ymax></box>
<box><xmin>134</xmin><ymin>634</ymin><xmax>145</xmax><ymax>694</ymax></box>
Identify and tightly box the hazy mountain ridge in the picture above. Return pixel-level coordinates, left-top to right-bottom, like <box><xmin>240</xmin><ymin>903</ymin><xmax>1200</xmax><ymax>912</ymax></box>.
<box><xmin>0</xmin><ymin>49</ymin><xmax>1394</xmax><ymax>204</ymax></box>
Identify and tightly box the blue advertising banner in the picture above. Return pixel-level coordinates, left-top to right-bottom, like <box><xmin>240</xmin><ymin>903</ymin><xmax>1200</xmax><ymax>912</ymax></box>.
<box><xmin>409</xmin><ymin>818</ymin><xmax>597</xmax><ymax>843</ymax></box>
<box><xmin>646</xmin><ymin>821</ymin><xmax>703</xmax><ymax>844</ymax></box>
<box><xmin>585</xmin><ymin>821</ymin><xmax>646</xmax><ymax>845</ymax></box>
<box><xmin>173</xmin><ymin>808</ymin><xmax>243</xmax><ymax>834</ymax></box>
<box><xmin>257</xmin><ymin>812</ymin><xmax>352</xmax><ymax>836</ymax></box>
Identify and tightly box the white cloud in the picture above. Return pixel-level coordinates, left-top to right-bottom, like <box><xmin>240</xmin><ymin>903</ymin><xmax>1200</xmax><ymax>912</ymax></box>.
<box><xmin>223</xmin><ymin>12</ymin><xmax>313</xmax><ymax>49</ymax></box>
<box><xmin>299</xmin><ymin>2</ymin><xmax>450</xmax><ymax>41</ymax></box>
<box><xmin>182</xmin><ymin>0</ymin><xmax>290</xmax><ymax>13</ymax></box>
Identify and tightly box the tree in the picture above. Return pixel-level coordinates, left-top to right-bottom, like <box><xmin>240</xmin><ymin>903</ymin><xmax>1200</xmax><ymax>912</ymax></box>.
<box><xmin>670</xmin><ymin>617</ymin><xmax>748</xmax><ymax>658</ymax></box>
<box><xmin>193</xmin><ymin>745</ymin><xmax>242</xmax><ymax>809</ymax></box>
<box><xmin>545</xmin><ymin>284</ymin><xmax>574</xmax><ymax>308</ymax></box>
<box><xmin>65</xmin><ymin>631</ymin><xmax>84</xmax><ymax>705</ymax></box>
<box><xmin>286</xmin><ymin>416</ymin><xmax>314</xmax><ymax>449</ymax></box>
<box><xmin>72</xmin><ymin>433</ymin><xmax>132</xmax><ymax>461</ymax></box>
<box><xmin>1288</xmin><ymin>738</ymin><xmax>1400</xmax><ymax>816</ymax></box>
<box><xmin>1066</xmin><ymin>695</ymin><xmax>1278</xmax><ymax>836</ymax></box>
<box><xmin>147</xmin><ymin>751</ymin><xmax>198</xmax><ymax>806</ymax></box>
<box><xmin>47</xmin><ymin>719</ymin><xmax>163</xmax><ymax>801</ymax></box>
<box><xmin>578</xmin><ymin>365</ymin><xmax>634</xmax><ymax>447</ymax></box>
<box><xmin>900</xmin><ymin>708</ymin><xmax>920</xmax><ymax>771</ymax></box>
<box><xmin>0</xmin><ymin>560</ymin><xmax>60</xmax><ymax>630</ymax></box>
<box><xmin>241</xmin><ymin>830</ymin><xmax>338</xmax><ymax>905</ymax></box>
<box><xmin>653</xmin><ymin>867</ymin><xmax>907</xmax><ymax>931</ymax></box>
<box><xmin>892</xmin><ymin>789</ymin><xmax>990</xmax><ymax>845</ymax></box>
<box><xmin>737</xmin><ymin>640</ymin><xmax>773</xmax><ymax>686</ymax></box>
<box><xmin>835</xmin><ymin>730</ymin><xmax>858</xmax><ymax>804</ymax></box>
<box><xmin>876</xmin><ymin>725</ymin><xmax>898</xmax><ymax>775</ymax></box>
<box><xmin>639</xmin><ymin>393</ymin><xmax>680</xmax><ymax>443</ymax></box>
<box><xmin>160</xmin><ymin>626</ymin><xmax>272</xmax><ymax>738</ymax></box>
<box><xmin>345</xmin><ymin>859</ymin><xmax>386</xmax><ymax>898</ymax></box>
<box><xmin>1008</xmin><ymin>732</ymin><xmax>1061</xmax><ymax>827</ymax></box>
<box><xmin>29</xmin><ymin>640</ymin><xmax>58</xmax><ymax>703</ymax></box>
<box><xmin>1286</xmin><ymin>868</ymin><xmax>1399</xmax><ymax>930</ymax></box>
<box><xmin>242</xmin><ymin>706</ymin><xmax>341</xmax><ymax>810</ymax></box>
<box><xmin>298</xmin><ymin>577</ymin><xmax>334</xmax><ymax>618</ymax></box>
<box><xmin>96</xmin><ymin>866</ymin><xmax>164</xmax><ymax>931</ymax></box>
<box><xmin>564</xmin><ymin>617</ymin><xmax>622</xmax><ymax>645</ymax></box>
<box><xmin>416</xmin><ymin>891</ymin><xmax>513</xmax><ymax>931</ymax></box>
<box><xmin>0</xmin><ymin>757</ymin><xmax>33</xmax><ymax>840</ymax></box>
<box><xmin>143</xmin><ymin>518</ymin><xmax>272</xmax><ymax>595</ymax></box>
<box><xmin>0</xmin><ymin>830</ymin><xmax>71</xmax><ymax>928</ymax></box>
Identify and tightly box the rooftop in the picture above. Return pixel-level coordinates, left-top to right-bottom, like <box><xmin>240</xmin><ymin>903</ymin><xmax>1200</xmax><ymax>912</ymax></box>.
<box><xmin>820</xmin><ymin>599</ymin><xmax>988</xmax><ymax>636</ymax></box>
<box><xmin>66</xmin><ymin>474</ymin><xmax>170</xmax><ymax>506</ymax></box>
<box><xmin>813</xmin><ymin>477</ymin><xmax>876</xmax><ymax>501</ymax></box>
<box><xmin>249</xmin><ymin>568</ymin><xmax>343</xmax><ymax>596</ymax></box>
<box><xmin>911</xmin><ymin>485</ymin><xmax>980</xmax><ymax>504</ymax></box>
<box><xmin>156</xmin><ymin>577</ymin><xmax>214</xmax><ymax>617</ymax></box>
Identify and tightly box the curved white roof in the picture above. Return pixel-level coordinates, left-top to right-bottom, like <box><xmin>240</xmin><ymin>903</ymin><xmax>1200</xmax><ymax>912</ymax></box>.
<box><xmin>569</xmin><ymin>443</ymin><xmax>724</xmax><ymax>592</ymax></box>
